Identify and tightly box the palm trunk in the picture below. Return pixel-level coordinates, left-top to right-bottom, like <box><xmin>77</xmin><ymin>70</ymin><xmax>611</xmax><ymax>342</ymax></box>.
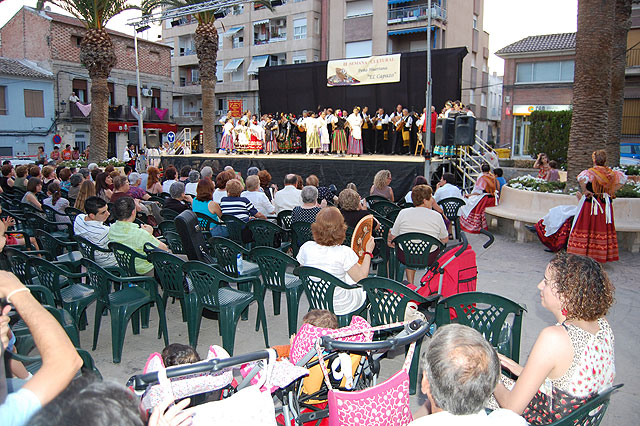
<box><xmin>567</xmin><ymin>0</ymin><xmax>615</xmax><ymax>187</ymax></box>
<box><xmin>201</xmin><ymin>78</ymin><xmax>216</xmax><ymax>153</ymax></box>
<box><xmin>88</xmin><ymin>76</ymin><xmax>110</xmax><ymax>161</ymax></box>
<box><xmin>606</xmin><ymin>0</ymin><xmax>632</xmax><ymax>167</ymax></box>
<box><xmin>195</xmin><ymin>22</ymin><xmax>219</xmax><ymax>153</ymax></box>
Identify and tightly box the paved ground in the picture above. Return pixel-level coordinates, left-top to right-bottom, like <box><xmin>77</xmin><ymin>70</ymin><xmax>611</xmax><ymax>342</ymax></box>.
<box><xmin>82</xmin><ymin>232</ymin><xmax>638</xmax><ymax>424</ymax></box>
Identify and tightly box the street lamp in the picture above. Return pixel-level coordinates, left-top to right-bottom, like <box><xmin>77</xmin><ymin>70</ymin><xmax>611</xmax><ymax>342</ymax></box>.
<box><xmin>134</xmin><ymin>24</ymin><xmax>151</xmax><ymax>152</ymax></box>
<box><xmin>424</xmin><ymin>0</ymin><xmax>432</xmax><ymax>177</ymax></box>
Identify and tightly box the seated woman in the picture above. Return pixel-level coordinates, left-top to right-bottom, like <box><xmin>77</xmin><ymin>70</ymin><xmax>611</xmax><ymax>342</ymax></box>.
<box><xmin>534</xmin><ymin>152</ymin><xmax>551</xmax><ymax>180</ymax></box>
<box><xmin>291</xmin><ymin>186</ymin><xmax>322</xmax><ymax>223</ymax></box>
<box><xmin>42</xmin><ymin>181</ymin><xmax>70</xmax><ymax>224</ymax></box>
<box><xmin>191</xmin><ymin>178</ymin><xmax>227</xmax><ymax>237</ymax></box>
<box><xmin>240</xmin><ymin>175</ymin><xmax>275</xmax><ymax>218</ymax></box>
<box><xmin>21</xmin><ymin>177</ymin><xmax>43</xmax><ymax>211</ymax></box>
<box><xmin>296</xmin><ymin>207</ymin><xmax>374</xmax><ymax>316</ymax></box>
<box><xmin>338</xmin><ymin>188</ymin><xmax>369</xmax><ymax>228</ymax></box>
<box><xmin>369</xmin><ymin>169</ymin><xmax>394</xmax><ymax>201</ymax></box>
<box><xmin>459</xmin><ymin>163</ymin><xmax>498</xmax><ymax>233</ymax></box>
<box><xmin>219</xmin><ymin>179</ymin><xmax>266</xmax><ymax>222</ymax></box>
<box><xmin>146</xmin><ymin>166</ymin><xmax>163</xmax><ymax>195</ymax></box>
<box><xmin>74</xmin><ymin>180</ymin><xmax>96</xmax><ymax>212</ymax></box>
<box><xmin>94</xmin><ymin>172</ymin><xmax>113</xmax><ymax>202</ymax></box>
<box><xmin>493</xmin><ymin>253</ymin><xmax>615</xmax><ymax>424</ymax></box>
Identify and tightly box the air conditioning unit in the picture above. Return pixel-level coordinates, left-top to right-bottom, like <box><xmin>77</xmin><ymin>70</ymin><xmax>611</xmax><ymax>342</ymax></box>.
<box><xmin>141</xmin><ymin>88</ymin><xmax>154</xmax><ymax>97</ymax></box>
<box><xmin>275</xmin><ymin>19</ymin><xmax>286</xmax><ymax>27</ymax></box>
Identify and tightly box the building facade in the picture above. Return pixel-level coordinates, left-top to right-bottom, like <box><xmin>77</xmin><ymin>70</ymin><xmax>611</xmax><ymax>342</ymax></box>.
<box><xmin>161</xmin><ymin>0</ymin><xmax>492</xmax><ymax>144</ymax></box>
<box><xmin>0</xmin><ymin>58</ymin><xmax>55</xmax><ymax>157</ymax></box>
<box><xmin>623</xmin><ymin>3</ymin><xmax>640</xmax><ymax>144</ymax></box>
<box><xmin>0</xmin><ymin>6</ymin><xmax>174</xmax><ymax>159</ymax></box>
<box><xmin>486</xmin><ymin>71</ymin><xmax>502</xmax><ymax>145</ymax></box>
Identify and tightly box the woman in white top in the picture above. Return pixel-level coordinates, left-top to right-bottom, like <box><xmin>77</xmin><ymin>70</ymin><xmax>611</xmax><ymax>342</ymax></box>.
<box><xmin>346</xmin><ymin>107</ymin><xmax>363</xmax><ymax>156</ymax></box>
<box><xmin>297</xmin><ymin>207</ymin><xmax>374</xmax><ymax>315</ymax></box>
<box><xmin>305</xmin><ymin>112</ymin><xmax>321</xmax><ymax>155</ymax></box>
<box><xmin>318</xmin><ymin>111</ymin><xmax>330</xmax><ymax>153</ymax></box>
<box><xmin>234</xmin><ymin>119</ymin><xmax>249</xmax><ymax>152</ymax></box>
<box><xmin>219</xmin><ymin>118</ymin><xmax>235</xmax><ymax>153</ymax></box>
<box><xmin>240</xmin><ymin>175</ymin><xmax>275</xmax><ymax>217</ymax></box>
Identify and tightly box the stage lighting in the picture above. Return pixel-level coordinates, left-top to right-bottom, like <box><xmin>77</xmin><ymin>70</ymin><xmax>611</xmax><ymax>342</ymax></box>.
<box><xmin>136</xmin><ymin>25</ymin><xmax>151</xmax><ymax>33</ymax></box>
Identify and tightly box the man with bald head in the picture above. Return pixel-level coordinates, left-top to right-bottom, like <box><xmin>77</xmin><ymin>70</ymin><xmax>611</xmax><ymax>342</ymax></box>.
<box><xmin>273</xmin><ymin>173</ymin><xmax>302</xmax><ymax>213</ymax></box>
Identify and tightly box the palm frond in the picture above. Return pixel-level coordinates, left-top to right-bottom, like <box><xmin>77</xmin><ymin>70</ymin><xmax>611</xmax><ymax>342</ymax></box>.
<box><xmin>37</xmin><ymin>0</ymin><xmax>138</xmax><ymax>29</ymax></box>
<box><xmin>142</xmin><ymin>0</ymin><xmax>275</xmax><ymax>25</ymax></box>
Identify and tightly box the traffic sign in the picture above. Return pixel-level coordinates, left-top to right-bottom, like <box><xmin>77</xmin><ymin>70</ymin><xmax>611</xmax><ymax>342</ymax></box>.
<box><xmin>53</xmin><ymin>134</ymin><xmax>62</xmax><ymax>144</ymax></box>
<box><xmin>167</xmin><ymin>131</ymin><xmax>176</xmax><ymax>143</ymax></box>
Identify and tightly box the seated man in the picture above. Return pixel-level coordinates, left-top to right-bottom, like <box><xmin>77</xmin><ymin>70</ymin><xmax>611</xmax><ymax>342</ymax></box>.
<box><xmin>108</xmin><ymin>196</ymin><xmax>168</xmax><ymax>275</ymax></box>
<box><xmin>433</xmin><ymin>173</ymin><xmax>463</xmax><ymax>204</ymax></box>
<box><xmin>163</xmin><ymin>182</ymin><xmax>192</xmax><ymax>214</ymax></box>
<box><xmin>410</xmin><ymin>324</ymin><xmax>526</xmax><ymax>425</ymax></box>
<box><xmin>273</xmin><ymin>174</ymin><xmax>302</xmax><ymax>214</ymax></box>
<box><xmin>73</xmin><ymin>196</ymin><xmax>118</xmax><ymax>268</ymax></box>
<box><xmin>388</xmin><ymin>184</ymin><xmax>448</xmax><ymax>284</ymax></box>
<box><xmin>0</xmin><ymin>271</ymin><xmax>82</xmax><ymax>426</ymax></box>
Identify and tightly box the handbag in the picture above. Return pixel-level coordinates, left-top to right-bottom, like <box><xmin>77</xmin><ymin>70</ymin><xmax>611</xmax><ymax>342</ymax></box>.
<box><xmin>315</xmin><ymin>322</ymin><xmax>416</xmax><ymax>426</ymax></box>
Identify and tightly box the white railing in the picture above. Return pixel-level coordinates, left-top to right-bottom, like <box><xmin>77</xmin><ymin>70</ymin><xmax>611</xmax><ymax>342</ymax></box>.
<box><xmin>387</xmin><ymin>4</ymin><xmax>446</xmax><ymax>25</ymax></box>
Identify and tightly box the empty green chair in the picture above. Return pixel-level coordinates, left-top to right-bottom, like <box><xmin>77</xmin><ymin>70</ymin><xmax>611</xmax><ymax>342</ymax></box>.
<box><xmin>290</xmin><ymin>221</ymin><xmax>313</xmax><ymax>255</ymax></box>
<box><xmin>146</xmin><ymin>251</ymin><xmax>189</xmax><ymax>323</ymax></box>
<box><xmin>435</xmin><ymin>291</ymin><xmax>526</xmax><ymax>363</ymax></box>
<box><xmin>250</xmin><ymin>247</ymin><xmax>303</xmax><ymax>336</ymax></box>
<box><xmin>392</xmin><ymin>232</ymin><xmax>444</xmax><ymax>282</ymax></box>
<box><xmin>247</xmin><ymin>219</ymin><xmax>291</xmax><ymax>252</ymax></box>
<box><xmin>35</xmin><ymin>229</ymin><xmax>83</xmax><ymax>266</ymax></box>
<box><xmin>362</xmin><ymin>276</ymin><xmax>439</xmax><ymax>395</ymax></box>
<box><xmin>294</xmin><ymin>266</ymin><xmax>368</xmax><ymax>327</ymax></box>
<box><xmin>369</xmin><ymin>200</ymin><xmax>401</xmax><ymax>219</ymax></box>
<box><xmin>364</xmin><ymin>195</ymin><xmax>388</xmax><ymax>206</ymax></box>
<box><xmin>24</xmin><ymin>212</ymin><xmax>73</xmax><ymax>240</ymax></box>
<box><xmin>82</xmin><ymin>258</ymin><xmax>168</xmax><ymax>363</ymax></box>
<box><xmin>277</xmin><ymin>210</ymin><xmax>293</xmax><ymax>230</ymax></box>
<box><xmin>158</xmin><ymin>220</ymin><xmax>178</xmax><ymax>236</ymax></box>
<box><xmin>182</xmin><ymin>261</ymin><xmax>269</xmax><ymax>355</ymax></box>
<box><xmin>163</xmin><ymin>231</ymin><xmax>186</xmax><ymax>255</ymax></box>
<box><xmin>438</xmin><ymin>197</ymin><xmax>466</xmax><ymax>239</ymax></box>
<box><xmin>161</xmin><ymin>208</ymin><xmax>179</xmax><ymax>221</ymax></box>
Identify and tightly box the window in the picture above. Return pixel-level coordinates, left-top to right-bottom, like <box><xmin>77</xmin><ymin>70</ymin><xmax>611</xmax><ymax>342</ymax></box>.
<box><xmin>345</xmin><ymin>40</ymin><xmax>372</xmax><ymax>58</ymax></box>
<box><xmin>72</xmin><ymin>79</ymin><xmax>88</xmax><ymax>103</ymax></box>
<box><xmin>516</xmin><ymin>60</ymin><xmax>575</xmax><ymax>83</ymax></box>
<box><xmin>151</xmin><ymin>88</ymin><xmax>161</xmax><ymax>108</ymax></box>
<box><xmin>127</xmin><ymin>85</ymin><xmax>138</xmax><ymax>107</ymax></box>
<box><xmin>293</xmin><ymin>54</ymin><xmax>306</xmax><ymax>64</ymax></box>
<box><xmin>232</xmin><ymin>64</ymin><xmax>244</xmax><ymax>82</ymax></box>
<box><xmin>481</xmin><ymin>92</ymin><xmax>486</xmax><ymax>107</ymax></box>
<box><xmin>191</xmin><ymin>68</ymin><xmax>200</xmax><ymax>84</ymax></box>
<box><xmin>622</xmin><ymin>99</ymin><xmax>640</xmax><ymax>136</ymax></box>
<box><xmin>469</xmin><ymin>89</ymin><xmax>475</xmax><ymax>105</ymax></box>
<box><xmin>108</xmin><ymin>82</ymin><xmax>114</xmax><ymax>105</ymax></box>
<box><xmin>166</xmin><ymin>40</ymin><xmax>174</xmax><ymax>57</ymax></box>
<box><xmin>216</xmin><ymin>60</ymin><xmax>224</xmax><ymax>82</ymax></box>
<box><xmin>218</xmin><ymin>37</ymin><xmax>223</xmax><ymax>50</ymax></box>
<box><xmin>0</xmin><ymin>86</ymin><xmax>6</xmax><ymax>115</ymax></box>
<box><xmin>24</xmin><ymin>89</ymin><xmax>44</xmax><ymax>117</ymax></box>
<box><xmin>346</xmin><ymin>0</ymin><xmax>373</xmax><ymax>17</ymax></box>
<box><xmin>472</xmin><ymin>15</ymin><xmax>478</xmax><ymax>29</ymax></box>
<box><xmin>315</xmin><ymin>18</ymin><xmax>319</xmax><ymax>34</ymax></box>
<box><xmin>233</xmin><ymin>31</ymin><xmax>244</xmax><ymax>48</ymax></box>
<box><xmin>294</xmin><ymin>18</ymin><xmax>307</xmax><ymax>40</ymax></box>
<box><xmin>71</xmin><ymin>35</ymin><xmax>83</xmax><ymax>46</ymax></box>
<box><xmin>218</xmin><ymin>98</ymin><xmax>224</xmax><ymax>110</ymax></box>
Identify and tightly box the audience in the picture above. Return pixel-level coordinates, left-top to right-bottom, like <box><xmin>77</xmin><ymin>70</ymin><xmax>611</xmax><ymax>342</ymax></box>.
<box><xmin>13</xmin><ymin>166</ymin><xmax>28</xmax><ymax>192</ymax></box>
<box><xmin>164</xmin><ymin>182</ymin><xmax>192</xmax><ymax>214</ymax></box>
<box><xmin>42</xmin><ymin>181</ymin><xmax>70</xmax><ymax>224</ymax></box>
<box><xmin>219</xmin><ymin>179</ymin><xmax>266</xmax><ymax>222</ymax></box>
<box><xmin>258</xmin><ymin>169</ymin><xmax>276</xmax><ymax>201</ymax></box>
<box><xmin>74</xmin><ymin>180</ymin><xmax>96</xmax><ymax>211</ymax></box>
<box><xmin>240</xmin><ymin>175</ymin><xmax>275</xmax><ymax>217</ymax></box>
<box><xmin>291</xmin><ymin>186</ymin><xmax>322</xmax><ymax>223</ymax></box>
<box><xmin>94</xmin><ymin>172</ymin><xmax>113</xmax><ymax>202</ymax></box>
<box><xmin>370</xmin><ymin>169</ymin><xmax>394</xmax><ymax>201</ymax></box>
<box><xmin>433</xmin><ymin>173</ymin><xmax>463</xmax><ymax>203</ymax></box>
<box><xmin>146</xmin><ymin>166</ymin><xmax>163</xmax><ymax>194</ymax></box>
<box><xmin>338</xmin><ymin>188</ymin><xmax>369</xmax><ymax>228</ymax></box>
<box><xmin>73</xmin><ymin>196</ymin><xmax>118</xmax><ymax>268</ymax></box>
<box><xmin>192</xmin><ymin>178</ymin><xmax>227</xmax><ymax>237</ymax></box>
<box><xmin>0</xmin><ymin>164</ymin><xmax>15</xmax><ymax>195</ymax></box>
<box><xmin>161</xmin><ymin>166</ymin><xmax>179</xmax><ymax>194</ymax></box>
<box><xmin>21</xmin><ymin>178</ymin><xmax>43</xmax><ymax>211</ymax></box>
<box><xmin>67</xmin><ymin>173</ymin><xmax>84</xmax><ymax>199</ymax></box>
<box><xmin>212</xmin><ymin>170</ymin><xmax>234</xmax><ymax>203</ymax></box>
<box><xmin>185</xmin><ymin>170</ymin><xmax>200</xmax><ymax>196</ymax></box>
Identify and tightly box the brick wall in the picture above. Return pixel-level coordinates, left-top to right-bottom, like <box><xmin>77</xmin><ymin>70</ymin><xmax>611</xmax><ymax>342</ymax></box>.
<box><xmin>0</xmin><ymin>9</ymin><xmax>52</xmax><ymax>65</ymax></box>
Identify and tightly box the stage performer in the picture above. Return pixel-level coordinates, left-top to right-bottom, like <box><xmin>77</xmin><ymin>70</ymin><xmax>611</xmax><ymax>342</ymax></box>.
<box><xmin>264</xmin><ymin>115</ymin><xmax>279</xmax><ymax>154</ymax></box>
<box><xmin>459</xmin><ymin>163</ymin><xmax>498</xmax><ymax>233</ymax></box>
<box><xmin>304</xmin><ymin>111</ymin><xmax>321</xmax><ymax>155</ymax></box>
<box><xmin>331</xmin><ymin>110</ymin><xmax>348</xmax><ymax>156</ymax></box>
<box><xmin>248</xmin><ymin>119</ymin><xmax>264</xmax><ymax>154</ymax></box>
<box><xmin>361</xmin><ymin>106</ymin><xmax>373</xmax><ymax>154</ymax></box>
<box><xmin>318</xmin><ymin>110</ymin><xmax>330</xmax><ymax>154</ymax></box>
<box><xmin>234</xmin><ymin>118</ymin><xmax>249</xmax><ymax>152</ymax></box>
<box><xmin>346</xmin><ymin>107</ymin><xmax>363</xmax><ymax>156</ymax></box>
<box><xmin>219</xmin><ymin>118</ymin><xmax>235</xmax><ymax>154</ymax></box>
<box><xmin>389</xmin><ymin>104</ymin><xmax>404</xmax><ymax>155</ymax></box>
<box><xmin>297</xmin><ymin>111</ymin><xmax>308</xmax><ymax>153</ymax></box>
<box><xmin>372</xmin><ymin>108</ymin><xmax>389</xmax><ymax>154</ymax></box>
<box><xmin>567</xmin><ymin>150</ymin><xmax>626</xmax><ymax>263</ymax></box>
<box><xmin>528</xmin><ymin>205</ymin><xmax>577</xmax><ymax>253</ymax></box>
<box><xmin>400</xmin><ymin>108</ymin><xmax>413</xmax><ymax>155</ymax></box>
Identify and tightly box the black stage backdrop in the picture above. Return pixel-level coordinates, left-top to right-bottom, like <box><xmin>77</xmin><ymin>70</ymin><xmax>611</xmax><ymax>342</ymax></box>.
<box><xmin>258</xmin><ymin>47</ymin><xmax>467</xmax><ymax>114</ymax></box>
<box><xmin>162</xmin><ymin>156</ymin><xmax>423</xmax><ymax>199</ymax></box>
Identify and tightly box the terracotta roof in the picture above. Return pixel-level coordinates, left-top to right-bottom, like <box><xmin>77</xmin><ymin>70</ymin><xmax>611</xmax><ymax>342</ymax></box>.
<box><xmin>0</xmin><ymin>57</ymin><xmax>53</xmax><ymax>79</ymax></box>
<box><xmin>495</xmin><ymin>33</ymin><xmax>576</xmax><ymax>56</ymax></box>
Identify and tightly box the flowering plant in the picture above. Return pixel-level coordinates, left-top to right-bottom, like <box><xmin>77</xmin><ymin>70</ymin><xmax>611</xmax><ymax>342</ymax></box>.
<box><xmin>98</xmin><ymin>158</ymin><xmax>126</xmax><ymax>167</ymax></box>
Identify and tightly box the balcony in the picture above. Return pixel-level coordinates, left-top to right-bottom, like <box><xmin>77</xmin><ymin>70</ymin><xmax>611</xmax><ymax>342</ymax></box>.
<box><xmin>108</xmin><ymin>105</ymin><xmax>123</xmax><ymax>120</ymax></box>
<box><xmin>69</xmin><ymin>101</ymin><xmax>90</xmax><ymax>118</ymax></box>
<box><xmin>175</xmin><ymin>111</ymin><xmax>203</xmax><ymax>126</ymax></box>
<box><xmin>388</xmin><ymin>4</ymin><xmax>446</xmax><ymax>25</ymax></box>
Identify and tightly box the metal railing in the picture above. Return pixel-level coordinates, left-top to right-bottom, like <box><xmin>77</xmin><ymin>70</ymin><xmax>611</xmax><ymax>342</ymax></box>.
<box><xmin>452</xmin><ymin>135</ymin><xmax>495</xmax><ymax>190</ymax></box>
<box><xmin>626</xmin><ymin>48</ymin><xmax>640</xmax><ymax>68</ymax></box>
<box><xmin>387</xmin><ymin>4</ymin><xmax>446</xmax><ymax>25</ymax></box>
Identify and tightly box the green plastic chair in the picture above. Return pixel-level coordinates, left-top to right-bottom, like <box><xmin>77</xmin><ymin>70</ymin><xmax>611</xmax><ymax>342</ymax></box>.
<box><xmin>29</xmin><ymin>257</ymin><xmax>96</xmax><ymax>331</ymax></box>
<box><xmin>373</xmin><ymin>216</ymin><xmax>394</xmax><ymax>278</ymax></box>
<box><xmin>438</xmin><ymin>197</ymin><xmax>466</xmax><ymax>239</ymax></box>
<box><xmin>5</xmin><ymin>247</ymin><xmax>42</xmax><ymax>285</ymax></box>
<box><xmin>35</xmin><ymin>230</ymin><xmax>83</xmax><ymax>267</ymax></box>
<box><xmin>8</xmin><ymin>347</ymin><xmax>103</xmax><ymax>380</ymax></box>
<box><xmin>82</xmin><ymin>258</ymin><xmax>168</xmax><ymax>363</ymax></box>
<box><xmin>392</xmin><ymin>232</ymin><xmax>444</xmax><ymax>282</ymax></box>
<box><xmin>435</xmin><ymin>292</ymin><xmax>527</xmax><ymax>363</ymax></box>
<box><xmin>290</xmin><ymin>221</ymin><xmax>313</xmax><ymax>256</ymax></box>
<box><xmin>361</xmin><ymin>276</ymin><xmax>439</xmax><ymax>395</ymax></box>
<box><xmin>157</xmin><ymin>220</ymin><xmax>178</xmax><ymax>235</ymax></box>
<box><xmin>293</xmin><ymin>266</ymin><xmax>368</xmax><ymax>327</ymax></box>
<box><xmin>24</xmin><ymin>211</ymin><xmax>73</xmax><ymax>239</ymax></box>
<box><xmin>247</xmin><ymin>219</ymin><xmax>291</xmax><ymax>252</ymax></box>
<box><xmin>161</xmin><ymin>208</ymin><xmax>179</xmax><ymax>221</ymax></box>
<box><xmin>364</xmin><ymin>195</ymin><xmax>388</xmax><ymax>206</ymax></box>
<box><xmin>546</xmin><ymin>384</ymin><xmax>622</xmax><ymax>426</ymax></box>
<box><xmin>369</xmin><ymin>200</ymin><xmax>401</xmax><ymax>219</ymax></box>
<box><xmin>250</xmin><ymin>247</ymin><xmax>303</xmax><ymax>336</ymax></box>
<box><xmin>163</xmin><ymin>231</ymin><xmax>186</xmax><ymax>255</ymax></box>
<box><xmin>276</xmin><ymin>210</ymin><xmax>293</xmax><ymax>230</ymax></box>
<box><xmin>220</xmin><ymin>214</ymin><xmax>247</xmax><ymax>245</ymax></box>
<box><xmin>182</xmin><ymin>261</ymin><xmax>269</xmax><ymax>355</ymax></box>
<box><xmin>343</xmin><ymin>226</ymin><xmax>354</xmax><ymax>247</ymax></box>
<box><xmin>74</xmin><ymin>235</ymin><xmax>123</xmax><ymax>276</ymax></box>
<box><xmin>146</xmin><ymin>251</ymin><xmax>189</xmax><ymax>323</ymax></box>
<box><xmin>64</xmin><ymin>206</ymin><xmax>84</xmax><ymax>224</ymax></box>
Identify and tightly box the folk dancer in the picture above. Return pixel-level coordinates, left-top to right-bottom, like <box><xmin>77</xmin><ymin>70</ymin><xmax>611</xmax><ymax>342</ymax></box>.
<box><xmin>400</xmin><ymin>108</ymin><xmax>413</xmax><ymax>155</ymax></box>
<box><xmin>304</xmin><ymin>111</ymin><xmax>321</xmax><ymax>155</ymax></box>
<box><xmin>248</xmin><ymin>119</ymin><xmax>264</xmax><ymax>154</ymax></box>
<box><xmin>234</xmin><ymin>118</ymin><xmax>249</xmax><ymax>152</ymax></box>
<box><xmin>567</xmin><ymin>149</ymin><xmax>626</xmax><ymax>263</ymax></box>
<box><xmin>318</xmin><ymin>111</ymin><xmax>331</xmax><ymax>154</ymax></box>
<box><xmin>331</xmin><ymin>110</ymin><xmax>348</xmax><ymax>156</ymax></box>
<box><xmin>264</xmin><ymin>115</ymin><xmax>279</xmax><ymax>154</ymax></box>
<box><xmin>372</xmin><ymin>108</ymin><xmax>389</xmax><ymax>154</ymax></box>
<box><xmin>459</xmin><ymin>163</ymin><xmax>498</xmax><ymax>233</ymax></box>
<box><xmin>123</xmin><ymin>143</ymin><xmax>138</xmax><ymax>170</ymax></box>
<box><xmin>361</xmin><ymin>106</ymin><xmax>374</xmax><ymax>154</ymax></box>
<box><xmin>277</xmin><ymin>114</ymin><xmax>292</xmax><ymax>152</ymax></box>
<box><xmin>297</xmin><ymin>110</ymin><xmax>309</xmax><ymax>153</ymax></box>
<box><xmin>389</xmin><ymin>104</ymin><xmax>404</xmax><ymax>155</ymax></box>
<box><xmin>346</xmin><ymin>107</ymin><xmax>364</xmax><ymax>156</ymax></box>
<box><xmin>219</xmin><ymin>118</ymin><xmax>235</xmax><ymax>154</ymax></box>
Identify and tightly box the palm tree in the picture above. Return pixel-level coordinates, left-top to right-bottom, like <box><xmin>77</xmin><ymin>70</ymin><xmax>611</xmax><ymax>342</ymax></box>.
<box><xmin>143</xmin><ymin>0</ymin><xmax>272</xmax><ymax>153</ymax></box>
<box><xmin>37</xmin><ymin>0</ymin><xmax>136</xmax><ymax>162</ymax></box>
<box><xmin>567</xmin><ymin>0</ymin><xmax>615</xmax><ymax>186</ymax></box>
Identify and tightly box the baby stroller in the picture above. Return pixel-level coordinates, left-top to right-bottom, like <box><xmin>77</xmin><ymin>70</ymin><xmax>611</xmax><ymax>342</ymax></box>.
<box><xmin>283</xmin><ymin>319</ymin><xmax>432</xmax><ymax>426</ymax></box>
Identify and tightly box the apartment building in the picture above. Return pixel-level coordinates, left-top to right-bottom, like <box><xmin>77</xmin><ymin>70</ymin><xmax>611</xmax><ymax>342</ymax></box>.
<box><xmin>162</xmin><ymin>0</ymin><xmax>492</xmax><ymax>142</ymax></box>
<box><xmin>0</xmin><ymin>6</ymin><xmax>174</xmax><ymax>159</ymax></box>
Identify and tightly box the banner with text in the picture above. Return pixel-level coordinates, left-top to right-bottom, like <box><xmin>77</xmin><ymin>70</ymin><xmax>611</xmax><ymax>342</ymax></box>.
<box><xmin>228</xmin><ymin>100</ymin><xmax>243</xmax><ymax>118</ymax></box>
<box><xmin>326</xmin><ymin>54</ymin><xmax>401</xmax><ymax>87</ymax></box>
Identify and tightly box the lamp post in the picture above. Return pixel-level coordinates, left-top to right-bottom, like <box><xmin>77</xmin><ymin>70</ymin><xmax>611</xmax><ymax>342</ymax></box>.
<box><xmin>134</xmin><ymin>25</ymin><xmax>150</xmax><ymax>152</ymax></box>
<box><xmin>424</xmin><ymin>0</ymin><xmax>432</xmax><ymax>178</ymax></box>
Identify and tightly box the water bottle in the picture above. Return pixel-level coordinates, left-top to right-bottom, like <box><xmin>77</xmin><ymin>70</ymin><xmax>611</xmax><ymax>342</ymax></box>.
<box><xmin>236</xmin><ymin>253</ymin><xmax>243</xmax><ymax>275</ymax></box>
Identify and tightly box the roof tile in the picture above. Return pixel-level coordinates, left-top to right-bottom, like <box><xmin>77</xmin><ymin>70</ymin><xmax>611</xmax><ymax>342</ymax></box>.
<box><xmin>495</xmin><ymin>33</ymin><xmax>576</xmax><ymax>56</ymax></box>
<box><xmin>0</xmin><ymin>57</ymin><xmax>53</xmax><ymax>79</ymax></box>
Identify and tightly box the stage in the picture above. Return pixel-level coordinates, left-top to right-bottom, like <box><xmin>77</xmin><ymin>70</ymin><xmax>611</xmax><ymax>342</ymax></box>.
<box><xmin>160</xmin><ymin>153</ymin><xmax>452</xmax><ymax>197</ymax></box>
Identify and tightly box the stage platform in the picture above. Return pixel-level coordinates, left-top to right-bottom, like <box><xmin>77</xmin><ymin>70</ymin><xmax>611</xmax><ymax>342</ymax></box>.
<box><xmin>160</xmin><ymin>153</ymin><xmax>452</xmax><ymax>197</ymax></box>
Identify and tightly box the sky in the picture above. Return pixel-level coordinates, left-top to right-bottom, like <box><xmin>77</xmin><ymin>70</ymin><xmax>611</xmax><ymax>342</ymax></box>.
<box><xmin>0</xmin><ymin>0</ymin><xmax>579</xmax><ymax>76</ymax></box>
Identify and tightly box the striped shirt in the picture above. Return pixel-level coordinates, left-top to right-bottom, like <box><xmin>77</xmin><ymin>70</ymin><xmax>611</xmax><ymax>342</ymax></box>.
<box><xmin>219</xmin><ymin>196</ymin><xmax>258</xmax><ymax>222</ymax></box>
<box><xmin>73</xmin><ymin>214</ymin><xmax>118</xmax><ymax>268</ymax></box>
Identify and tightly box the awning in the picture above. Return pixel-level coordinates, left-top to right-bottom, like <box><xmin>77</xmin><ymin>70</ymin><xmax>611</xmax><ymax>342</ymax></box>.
<box><xmin>222</xmin><ymin>26</ymin><xmax>243</xmax><ymax>37</ymax></box>
<box><xmin>223</xmin><ymin>58</ymin><xmax>244</xmax><ymax>72</ymax></box>
<box><xmin>388</xmin><ymin>0</ymin><xmax>414</xmax><ymax>4</ymax></box>
<box><xmin>253</xmin><ymin>19</ymin><xmax>269</xmax><ymax>26</ymax></box>
<box><xmin>108</xmin><ymin>121</ymin><xmax>178</xmax><ymax>133</ymax></box>
<box><xmin>247</xmin><ymin>55</ymin><xmax>270</xmax><ymax>75</ymax></box>
<box><xmin>388</xmin><ymin>27</ymin><xmax>429</xmax><ymax>36</ymax></box>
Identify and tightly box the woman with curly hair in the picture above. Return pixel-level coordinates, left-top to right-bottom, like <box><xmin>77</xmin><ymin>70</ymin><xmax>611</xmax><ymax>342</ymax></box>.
<box><xmin>296</xmin><ymin>207</ymin><xmax>374</xmax><ymax>315</ymax></box>
<box><xmin>369</xmin><ymin>169</ymin><xmax>394</xmax><ymax>201</ymax></box>
<box><xmin>493</xmin><ymin>253</ymin><xmax>615</xmax><ymax>424</ymax></box>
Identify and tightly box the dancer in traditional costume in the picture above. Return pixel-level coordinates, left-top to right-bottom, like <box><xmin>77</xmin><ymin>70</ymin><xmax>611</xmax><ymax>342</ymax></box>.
<box><xmin>304</xmin><ymin>112</ymin><xmax>321</xmax><ymax>154</ymax></box>
<box><xmin>530</xmin><ymin>205</ymin><xmax>578</xmax><ymax>252</ymax></box>
<box><xmin>331</xmin><ymin>110</ymin><xmax>348</xmax><ymax>155</ymax></box>
<box><xmin>459</xmin><ymin>163</ymin><xmax>498</xmax><ymax>233</ymax></box>
<box><xmin>566</xmin><ymin>150</ymin><xmax>626</xmax><ymax>263</ymax></box>
<box><xmin>318</xmin><ymin>111</ymin><xmax>330</xmax><ymax>153</ymax></box>
<box><xmin>264</xmin><ymin>115</ymin><xmax>278</xmax><ymax>154</ymax></box>
<box><xmin>346</xmin><ymin>107</ymin><xmax>363</xmax><ymax>156</ymax></box>
<box><xmin>234</xmin><ymin>119</ymin><xmax>249</xmax><ymax>152</ymax></box>
<box><xmin>248</xmin><ymin>119</ymin><xmax>264</xmax><ymax>154</ymax></box>
<box><xmin>277</xmin><ymin>114</ymin><xmax>292</xmax><ymax>152</ymax></box>
<box><xmin>219</xmin><ymin>118</ymin><xmax>235</xmax><ymax>154</ymax></box>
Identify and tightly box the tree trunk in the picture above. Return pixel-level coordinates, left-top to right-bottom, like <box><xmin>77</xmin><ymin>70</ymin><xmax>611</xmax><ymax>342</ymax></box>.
<box><xmin>202</xmin><ymin>77</ymin><xmax>216</xmax><ymax>153</ymax></box>
<box><xmin>567</xmin><ymin>0</ymin><xmax>616</xmax><ymax>187</ymax></box>
<box><xmin>88</xmin><ymin>77</ymin><xmax>110</xmax><ymax>161</ymax></box>
<box><xmin>606</xmin><ymin>0</ymin><xmax>632</xmax><ymax>167</ymax></box>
